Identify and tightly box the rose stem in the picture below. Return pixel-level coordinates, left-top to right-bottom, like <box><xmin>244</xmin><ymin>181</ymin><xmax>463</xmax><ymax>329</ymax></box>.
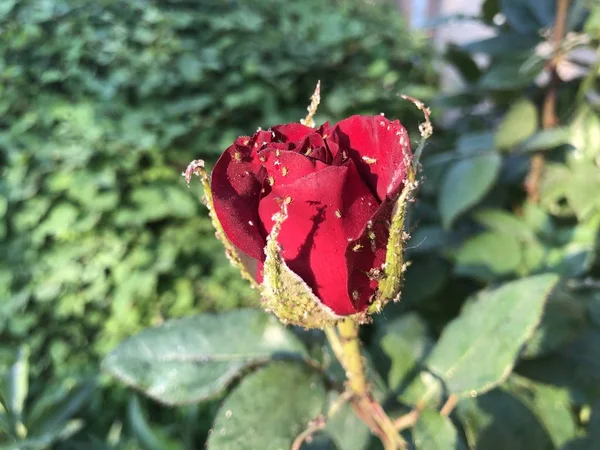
<box><xmin>525</xmin><ymin>0</ymin><xmax>569</xmax><ymax>202</ymax></box>
<box><xmin>325</xmin><ymin>319</ymin><xmax>408</xmax><ymax>450</ymax></box>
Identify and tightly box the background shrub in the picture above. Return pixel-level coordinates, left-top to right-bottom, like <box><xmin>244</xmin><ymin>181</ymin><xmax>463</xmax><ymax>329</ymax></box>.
<box><xmin>0</xmin><ymin>0</ymin><xmax>434</xmax><ymax>446</ymax></box>
<box><xmin>0</xmin><ymin>0</ymin><xmax>434</xmax><ymax>378</ymax></box>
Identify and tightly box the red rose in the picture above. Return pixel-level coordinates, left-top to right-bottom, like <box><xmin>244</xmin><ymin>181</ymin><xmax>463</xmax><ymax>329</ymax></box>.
<box><xmin>211</xmin><ymin>115</ymin><xmax>412</xmax><ymax>316</ymax></box>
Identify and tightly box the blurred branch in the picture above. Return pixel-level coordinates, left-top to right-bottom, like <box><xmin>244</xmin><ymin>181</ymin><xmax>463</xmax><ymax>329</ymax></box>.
<box><xmin>394</xmin><ymin>407</ymin><xmax>421</xmax><ymax>431</ymax></box>
<box><xmin>439</xmin><ymin>394</ymin><xmax>458</xmax><ymax>416</ymax></box>
<box><xmin>291</xmin><ymin>415</ymin><xmax>326</xmax><ymax>450</ymax></box>
<box><xmin>526</xmin><ymin>0</ymin><xmax>570</xmax><ymax>203</ymax></box>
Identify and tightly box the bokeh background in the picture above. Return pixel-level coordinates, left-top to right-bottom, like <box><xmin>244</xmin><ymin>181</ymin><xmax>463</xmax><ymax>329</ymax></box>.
<box><xmin>1</xmin><ymin>0</ymin><xmax>599</xmax><ymax>448</ymax></box>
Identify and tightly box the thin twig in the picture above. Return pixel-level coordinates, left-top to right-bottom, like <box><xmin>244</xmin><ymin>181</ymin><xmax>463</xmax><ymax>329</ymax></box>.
<box><xmin>525</xmin><ymin>0</ymin><xmax>570</xmax><ymax>202</ymax></box>
<box><xmin>393</xmin><ymin>408</ymin><xmax>421</xmax><ymax>431</ymax></box>
<box><xmin>329</xmin><ymin>390</ymin><xmax>353</xmax><ymax>415</ymax></box>
<box><xmin>291</xmin><ymin>390</ymin><xmax>354</xmax><ymax>450</ymax></box>
<box><xmin>440</xmin><ymin>394</ymin><xmax>458</xmax><ymax>417</ymax></box>
<box><xmin>291</xmin><ymin>415</ymin><xmax>326</xmax><ymax>450</ymax></box>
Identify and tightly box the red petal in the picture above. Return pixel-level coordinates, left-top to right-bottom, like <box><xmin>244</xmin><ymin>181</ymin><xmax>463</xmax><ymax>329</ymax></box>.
<box><xmin>258</xmin><ymin>161</ymin><xmax>380</xmax><ymax>315</ymax></box>
<box><xmin>317</xmin><ymin>122</ymin><xmax>333</xmax><ymax>138</ymax></box>
<box><xmin>211</xmin><ymin>141</ymin><xmax>267</xmax><ymax>261</ymax></box>
<box><xmin>270</xmin><ymin>123</ymin><xmax>315</xmax><ymax>143</ymax></box>
<box><xmin>328</xmin><ymin>115</ymin><xmax>412</xmax><ymax>202</ymax></box>
<box><xmin>294</xmin><ymin>134</ymin><xmax>332</xmax><ymax>164</ymax></box>
<box><xmin>259</xmin><ymin>149</ymin><xmax>329</xmax><ymax>188</ymax></box>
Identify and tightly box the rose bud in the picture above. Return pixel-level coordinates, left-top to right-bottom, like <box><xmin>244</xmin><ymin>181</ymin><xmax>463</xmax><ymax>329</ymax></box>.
<box><xmin>193</xmin><ymin>114</ymin><xmax>416</xmax><ymax>328</ymax></box>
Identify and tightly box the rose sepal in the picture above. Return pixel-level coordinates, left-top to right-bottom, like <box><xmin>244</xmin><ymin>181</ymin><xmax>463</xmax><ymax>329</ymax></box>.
<box><xmin>369</xmin><ymin>95</ymin><xmax>432</xmax><ymax>314</ymax></box>
<box><xmin>368</xmin><ymin>162</ymin><xmax>417</xmax><ymax>314</ymax></box>
<box><xmin>260</xmin><ymin>198</ymin><xmax>357</xmax><ymax>328</ymax></box>
<box><xmin>184</xmin><ymin>160</ymin><xmax>259</xmax><ymax>289</ymax></box>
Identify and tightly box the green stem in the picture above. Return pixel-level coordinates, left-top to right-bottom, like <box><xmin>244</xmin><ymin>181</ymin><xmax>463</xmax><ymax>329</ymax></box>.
<box><xmin>325</xmin><ymin>319</ymin><xmax>408</xmax><ymax>450</ymax></box>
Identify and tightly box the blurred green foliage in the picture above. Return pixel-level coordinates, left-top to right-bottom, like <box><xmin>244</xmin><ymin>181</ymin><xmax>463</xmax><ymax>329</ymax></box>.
<box><xmin>5</xmin><ymin>0</ymin><xmax>599</xmax><ymax>447</ymax></box>
<box><xmin>0</xmin><ymin>0</ymin><xmax>433</xmax><ymax>378</ymax></box>
<box><xmin>0</xmin><ymin>0</ymin><xmax>434</xmax><ymax>446</ymax></box>
<box><xmin>99</xmin><ymin>0</ymin><xmax>600</xmax><ymax>448</ymax></box>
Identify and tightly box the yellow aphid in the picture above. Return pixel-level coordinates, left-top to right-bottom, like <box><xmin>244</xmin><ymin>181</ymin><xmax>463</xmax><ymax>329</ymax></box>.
<box><xmin>281</xmin><ymin>166</ymin><xmax>289</xmax><ymax>177</ymax></box>
<box><xmin>335</xmin><ymin>210</ymin><xmax>342</xmax><ymax>218</ymax></box>
<box><xmin>234</xmin><ymin>151</ymin><xmax>242</xmax><ymax>162</ymax></box>
<box><xmin>362</xmin><ymin>156</ymin><xmax>377</xmax><ymax>165</ymax></box>
<box><xmin>268</xmin><ymin>176</ymin><xmax>275</xmax><ymax>186</ymax></box>
<box><xmin>352</xmin><ymin>243</ymin><xmax>363</xmax><ymax>252</ymax></box>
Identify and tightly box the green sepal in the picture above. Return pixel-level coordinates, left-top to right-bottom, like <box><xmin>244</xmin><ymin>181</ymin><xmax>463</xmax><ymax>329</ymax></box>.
<box><xmin>261</xmin><ymin>201</ymin><xmax>349</xmax><ymax>329</ymax></box>
<box><xmin>184</xmin><ymin>160</ymin><xmax>259</xmax><ymax>289</ymax></box>
<box><xmin>369</xmin><ymin>96</ymin><xmax>432</xmax><ymax>314</ymax></box>
<box><xmin>369</xmin><ymin>166</ymin><xmax>417</xmax><ymax>314</ymax></box>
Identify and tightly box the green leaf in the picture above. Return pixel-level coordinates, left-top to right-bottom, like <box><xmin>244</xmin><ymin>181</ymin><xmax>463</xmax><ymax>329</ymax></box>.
<box><xmin>206</xmin><ymin>362</ymin><xmax>326</xmax><ymax>450</ymax></box>
<box><xmin>426</xmin><ymin>274</ymin><xmax>559</xmax><ymax>396</ymax></box>
<box><xmin>102</xmin><ymin>309</ymin><xmax>308</xmax><ymax>405</ymax></box>
<box><xmin>564</xmin><ymin>402</ymin><xmax>600</xmax><ymax>449</ymax></box>
<box><xmin>479</xmin><ymin>57</ymin><xmax>543</xmax><ymax>90</ymax></box>
<box><xmin>0</xmin><ymin>0</ymin><xmax>16</xmax><ymax>18</ymax></box>
<box><xmin>457</xmin><ymin>389</ymin><xmax>554</xmax><ymax>450</ymax></box>
<box><xmin>413</xmin><ymin>409</ymin><xmax>467</xmax><ymax>450</ymax></box>
<box><xmin>495</xmin><ymin>99</ymin><xmax>538</xmax><ymax>150</ymax></box>
<box><xmin>506</xmin><ymin>375</ymin><xmax>578</xmax><ymax>448</ymax></box>
<box><xmin>380</xmin><ymin>313</ymin><xmax>441</xmax><ymax>406</ymax></box>
<box><xmin>455</xmin><ymin>131</ymin><xmax>494</xmax><ymax>155</ymax></box>
<box><xmin>585</xmin><ymin>3</ymin><xmax>600</xmax><ymax>36</ymax></box>
<box><xmin>463</xmin><ymin>33</ymin><xmax>541</xmax><ymax>56</ymax></box>
<box><xmin>407</xmin><ymin>226</ymin><xmax>449</xmax><ymax>255</ymax></box>
<box><xmin>473</xmin><ymin>209</ymin><xmax>536</xmax><ymax>242</ymax></box>
<box><xmin>445</xmin><ymin>45</ymin><xmax>481</xmax><ymax>83</ymax></box>
<box><xmin>518</xmin><ymin>127</ymin><xmax>572</xmax><ymax>152</ymax></box>
<box><xmin>128</xmin><ymin>396</ymin><xmax>164</xmax><ymax>450</ymax></box>
<box><xmin>0</xmin><ymin>198</ymin><xmax>7</xmax><ymax>220</ymax></box>
<box><xmin>438</xmin><ymin>153</ymin><xmax>502</xmax><ymax>228</ymax></box>
<box><xmin>590</xmin><ymin>402</ymin><xmax>600</xmax><ymax>445</ymax></box>
<box><xmin>28</xmin><ymin>382</ymin><xmax>94</xmax><ymax>435</ymax></box>
<box><xmin>128</xmin><ymin>396</ymin><xmax>183</xmax><ymax>450</ymax></box>
<box><xmin>589</xmin><ymin>292</ymin><xmax>600</xmax><ymax>328</ymax></box>
<box><xmin>564</xmin><ymin>162</ymin><xmax>600</xmax><ymax>220</ymax></box>
<box><xmin>521</xmin><ymin>282</ymin><xmax>587</xmax><ymax>358</ymax></box>
<box><xmin>517</xmin><ymin>329</ymin><xmax>600</xmax><ymax>402</ymax></box>
<box><xmin>454</xmin><ymin>231</ymin><xmax>522</xmax><ymax>280</ymax></box>
<box><xmin>402</xmin><ymin>257</ymin><xmax>449</xmax><ymax>306</ymax></box>
<box><xmin>0</xmin><ymin>420</ymin><xmax>84</xmax><ymax>450</ymax></box>
<box><xmin>500</xmin><ymin>0</ymin><xmax>552</xmax><ymax>33</ymax></box>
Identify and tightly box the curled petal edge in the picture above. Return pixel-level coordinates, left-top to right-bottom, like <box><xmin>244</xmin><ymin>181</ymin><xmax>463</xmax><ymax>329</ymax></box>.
<box><xmin>184</xmin><ymin>159</ymin><xmax>259</xmax><ymax>290</ymax></box>
<box><xmin>261</xmin><ymin>199</ymin><xmax>352</xmax><ymax>329</ymax></box>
